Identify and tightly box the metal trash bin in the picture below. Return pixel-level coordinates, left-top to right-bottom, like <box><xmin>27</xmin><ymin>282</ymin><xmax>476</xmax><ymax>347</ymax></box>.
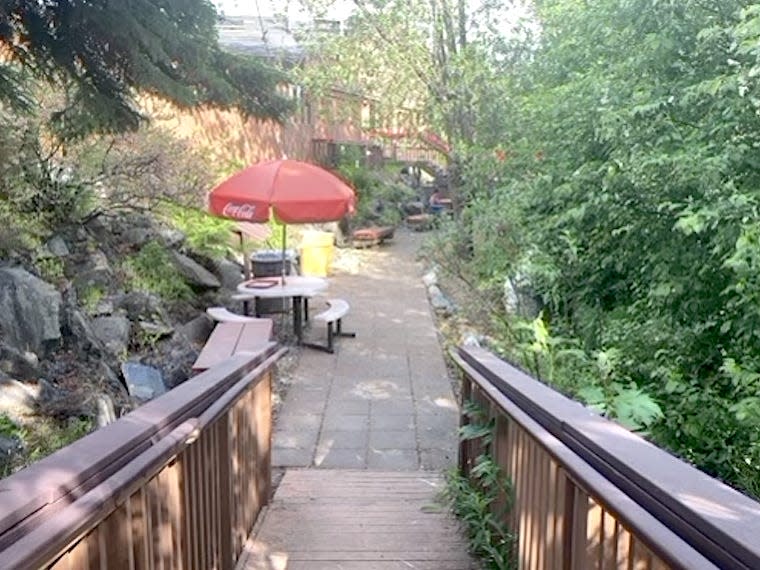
<box><xmin>251</xmin><ymin>249</ymin><xmax>299</xmax><ymax>314</ymax></box>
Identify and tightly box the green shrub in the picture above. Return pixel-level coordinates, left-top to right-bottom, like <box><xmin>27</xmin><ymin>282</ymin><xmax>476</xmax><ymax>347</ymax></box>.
<box><xmin>161</xmin><ymin>202</ymin><xmax>235</xmax><ymax>258</ymax></box>
<box><xmin>34</xmin><ymin>256</ymin><xmax>65</xmax><ymax>284</ymax></box>
<box><xmin>22</xmin><ymin>416</ymin><xmax>93</xmax><ymax>465</ymax></box>
<box><xmin>80</xmin><ymin>285</ymin><xmax>105</xmax><ymax>314</ymax></box>
<box><xmin>339</xmin><ymin>163</ymin><xmax>415</xmax><ymax>228</ymax></box>
<box><xmin>123</xmin><ymin>241</ymin><xmax>193</xmax><ymax>301</ymax></box>
<box><xmin>445</xmin><ymin>400</ymin><xmax>516</xmax><ymax>570</ymax></box>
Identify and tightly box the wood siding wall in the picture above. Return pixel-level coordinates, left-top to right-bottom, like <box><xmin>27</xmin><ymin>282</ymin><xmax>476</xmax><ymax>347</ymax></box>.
<box><xmin>140</xmin><ymin>95</ymin><xmax>369</xmax><ymax>171</ymax></box>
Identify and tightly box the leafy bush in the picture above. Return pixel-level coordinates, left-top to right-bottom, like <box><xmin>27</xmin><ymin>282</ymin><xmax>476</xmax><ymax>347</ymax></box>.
<box><xmin>446</xmin><ymin>400</ymin><xmax>516</xmax><ymax>570</ymax></box>
<box><xmin>79</xmin><ymin>285</ymin><xmax>105</xmax><ymax>314</ymax></box>
<box><xmin>439</xmin><ymin>0</ymin><xmax>760</xmax><ymax>498</ymax></box>
<box><xmin>22</xmin><ymin>417</ymin><xmax>92</xmax><ymax>464</ymax></box>
<box><xmin>1</xmin><ymin>415</ymin><xmax>92</xmax><ymax>478</ymax></box>
<box><xmin>338</xmin><ymin>163</ymin><xmax>416</xmax><ymax>228</ymax></box>
<box><xmin>34</xmin><ymin>256</ymin><xmax>65</xmax><ymax>284</ymax></box>
<box><xmin>122</xmin><ymin>241</ymin><xmax>193</xmax><ymax>302</ymax></box>
<box><xmin>161</xmin><ymin>202</ymin><xmax>235</xmax><ymax>258</ymax></box>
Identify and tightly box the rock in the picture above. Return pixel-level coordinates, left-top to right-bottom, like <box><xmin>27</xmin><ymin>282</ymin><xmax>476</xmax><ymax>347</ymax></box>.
<box><xmin>116</xmin><ymin>291</ymin><xmax>166</xmax><ymax>321</ymax></box>
<box><xmin>64</xmin><ymin>309</ymin><xmax>105</xmax><ymax>356</ymax></box>
<box><xmin>36</xmin><ymin>379</ymin><xmax>91</xmax><ymax>418</ymax></box>
<box><xmin>145</xmin><ymin>337</ymin><xmax>198</xmax><ymax>389</ymax></box>
<box><xmin>159</xmin><ymin>228</ymin><xmax>186</xmax><ymax>248</ymax></box>
<box><xmin>72</xmin><ymin>249</ymin><xmax>114</xmax><ymax>295</ymax></box>
<box><xmin>91</xmin><ymin>299</ymin><xmax>114</xmax><ymax>316</ymax></box>
<box><xmin>97</xmin><ymin>359</ymin><xmax>127</xmax><ymax>395</ymax></box>
<box><xmin>170</xmin><ymin>252</ymin><xmax>221</xmax><ymax>289</ymax></box>
<box><xmin>0</xmin><ymin>344</ymin><xmax>40</xmax><ymax>378</ymax></box>
<box><xmin>136</xmin><ymin>320</ymin><xmax>175</xmax><ymax>339</ymax></box>
<box><xmin>84</xmin><ymin>215</ymin><xmax>112</xmax><ymax>244</ymax></box>
<box><xmin>74</xmin><ymin>227</ymin><xmax>89</xmax><ymax>243</ymax></box>
<box><xmin>504</xmin><ymin>274</ymin><xmax>541</xmax><ymax>319</ymax></box>
<box><xmin>214</xmin><ymin>258</ymin><xmax>243</xmax><ymax>290</ymax></box>
<box><xmin>0</xmin><ymin>379</ymin><xmax>40</xmax><ymax>423</ymax></box>
<box><xmin>112</xmin><ymin>213</ymin><xmax>153</xmax><ymax>237</ymax></box>
<box><xmin>462</xmin><ymin>332</ymin><xmax>483</xmax><ymax>348</ymax></box>
<box><xmin>0</xmin><ymin>267</ymin><xmax>62</xmax><ymax>354</ymax></box>
<box><xmin>121</xmin><ymin>362</ymin><xmax>167</xmax><ymax>403</ymax></box>
<box><xmin>95</xmin><ymin>394</ymin><xmax>117</xmax><ymax>428</ymax></box>
<box><xmin>46</xmin><ymin>236</ymin><xmax>70</xmax><ymax>257</ymax></box>
<box><xmin>422</xmin><ymin>269</ymin><xmax>438</xmax><ymax>287</ymax></box>
<box><xmin>122</xmin><ymin>227</ymin><xmax>152</xmax><ymax>248</ymax></box>
<box><xmin>0</xmin><ymin>433</ymin><xmax>22</xmax><ymax>472</ymax></box>
<box><xmin>91</xmin><ymin>316</ymin><xmax>131</xmax><ymax>356</ymax></box>
<box><xmin>428</xmin><ymin>284</ymin><xmax>454</xmax><ymax>315</ymax></box>
<box><xmin>176</xmin><ymin>315</ymin><xmax>215</xmax><ymax>345</ymax></box>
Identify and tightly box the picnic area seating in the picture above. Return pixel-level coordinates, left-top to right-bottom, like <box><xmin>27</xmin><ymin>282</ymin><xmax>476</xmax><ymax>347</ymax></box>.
<box><xmin>192</xmin><ymin>319</ymin><xmax>273</xmax><ymax>372</ymax></box>
<box><xmin>352</xmin><ymin>226</ymin><xmax>395</xmax><ymax>248</ymax></box>
<box><xmin>302</xmin><ymin>298</ymin><xmax>355</xmax><ymax>353</ymax></box>
<box><xmin>207</xmin><ymin>306</ymin><xmax>262</xmax><ymax>323</ymax></box>
<box><xmin>405</xmin><ymin>213</ymin><xmax>435</xmax><ymax>231</ymax></box>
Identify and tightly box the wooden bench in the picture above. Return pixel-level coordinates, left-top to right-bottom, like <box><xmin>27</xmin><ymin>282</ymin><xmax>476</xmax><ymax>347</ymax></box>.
<box><xmin>352</xmin><ymin>226</ymin><xmax>395</xmax><ymax>248</ymax></box>
<box><xmin>192</xmin><ymin>320</ymin><xmax>274</xmax><ymax>372</ymax></box>
<box><xmin>302</xmin><ymin>298</ymin><xmax>355</xmax><ymax>353</ymax></box>
<box><xmin>405</xmin><ymin>213</ymin><xmax>435</xmax><ymax>231</ymax></box>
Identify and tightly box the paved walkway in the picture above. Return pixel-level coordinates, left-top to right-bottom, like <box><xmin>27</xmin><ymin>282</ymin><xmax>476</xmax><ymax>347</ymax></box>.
<box><xmin>271</xmin><ymin>230</ymin><xmax>460</xmax><ymax>470</ymax></box>
<box><xmin>244</xmin><ymin>231</ymin><xmax>473</xmax><ymax>568</ymax></box>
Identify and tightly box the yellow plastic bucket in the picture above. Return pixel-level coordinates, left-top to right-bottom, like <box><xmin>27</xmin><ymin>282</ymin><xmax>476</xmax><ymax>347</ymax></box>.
<box><xmin>300</xmin><ymin>230</ymin><xmax>334</xmax><ymax>276</ymax></box>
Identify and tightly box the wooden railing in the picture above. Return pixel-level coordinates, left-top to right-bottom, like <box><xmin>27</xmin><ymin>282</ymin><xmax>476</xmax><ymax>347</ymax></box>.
<box><xmin>452</xmin><ymin>345</ymin><xmax>760</xmax><ymax>570</ymax></box>
<box><xmin>0</xmin><ymin>343</ymin><xmax>285</xmax><ymax>570</ymax></box>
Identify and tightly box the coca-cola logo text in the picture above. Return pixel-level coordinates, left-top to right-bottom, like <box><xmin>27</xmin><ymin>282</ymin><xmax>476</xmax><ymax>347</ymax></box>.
<box><xmin>222</xmin><ymin>202</ymin><xmax>257</xmax><ymax>220</ymax></box>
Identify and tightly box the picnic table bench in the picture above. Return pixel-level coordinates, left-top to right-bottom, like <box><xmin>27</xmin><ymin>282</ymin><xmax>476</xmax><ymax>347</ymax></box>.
<box><xmin>192</xmin><ymin>319</ymin><xmax>273</xmax><ymax>372</ymax></box>
<box><xmin>352</xmin><ymin>226</ymin><xmax>395</xmax><ymax>248</ymax></box>
<box><xmin>405</xmin><ymin>214</ymin><xmax>435</xmax><ymax>231</ymax></box>
<box><xmin>302</xmin><ymin>298</ymin><xmax>355</xmax><ymax>353</ymax></box>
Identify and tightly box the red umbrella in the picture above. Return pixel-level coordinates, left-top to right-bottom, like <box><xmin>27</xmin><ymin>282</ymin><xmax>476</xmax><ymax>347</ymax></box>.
<box><xmin>208</xmin><ymin>159</ymin><xmax>356</xmax><ymax>279</ymax></box>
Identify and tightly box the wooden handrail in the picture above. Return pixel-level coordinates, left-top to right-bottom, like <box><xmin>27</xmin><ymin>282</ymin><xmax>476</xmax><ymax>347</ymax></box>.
<box><xmin>0</xmin><ymin>342</ymin><xmax>285</xmax><ymax>569</ymax></box>
<box><xmin>1</xmin><ymin>421</ymin><xmax>199</xmax><ymax>569</ymax></box>
<box><xmin>452</xmin><ymin>345</ymin><xmax>760</xmax><ymax>570</ymax></box>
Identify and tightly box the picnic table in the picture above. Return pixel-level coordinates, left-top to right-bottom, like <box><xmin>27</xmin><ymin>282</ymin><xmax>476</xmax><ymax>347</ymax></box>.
<box><xmin>234</xmin><ymin>276</ymin><xmax>328</xmax><ymax>343</ymax></box>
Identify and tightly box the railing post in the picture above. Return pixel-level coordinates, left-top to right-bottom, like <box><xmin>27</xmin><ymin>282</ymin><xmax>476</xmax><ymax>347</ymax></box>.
<box><xmin>562</xmin><ymin>478</ymin><xmax>576</xmax><ymax>570</ymax></box>
<box><xmin>458</xmin><ymin>373</ymin><xmax>472</xmax><ymax>474</ymax></box>
<box><xmin>217</xmin><ymin>413</ymin><xmax>233</xmax><ymax>570</ymax></box>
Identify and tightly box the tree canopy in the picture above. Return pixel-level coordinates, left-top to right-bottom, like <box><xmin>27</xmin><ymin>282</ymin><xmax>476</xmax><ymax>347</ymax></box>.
<box><xmin>0</xmin><ymin>0</ymin><xmax>293</xmax><ymax>137</ymax></box>
<box><xmin>292</xmin><ymin>0</ymin><xmax>524</xmax><ymax>145</ymax></box>
<box><xmin>296</xmin><ymin>0</ymin><xmax>760</xmax><ymax>499</ymax></box>
<box><xmin>444</xmin><ymin>0</ymin><xmax>760</xmax><ymax>498</ymax></box>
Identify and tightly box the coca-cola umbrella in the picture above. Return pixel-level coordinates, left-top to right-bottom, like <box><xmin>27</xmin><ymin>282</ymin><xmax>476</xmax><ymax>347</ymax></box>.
<box><xmin>208</xmin><ymin>159</ymin><xmax>356</xmax><ymax>280</ymax></box>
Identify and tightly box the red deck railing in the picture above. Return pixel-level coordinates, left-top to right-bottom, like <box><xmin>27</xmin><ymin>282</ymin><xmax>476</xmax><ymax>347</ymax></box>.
<box><xmin>452</xmin><ymin>345</ymin><xmax>760</xmax><ymax>570</ymax></box>
<box><xmin>0</xmin><ymin>343</ymin><xmax>285</xmax><ymax>569</ymax></box>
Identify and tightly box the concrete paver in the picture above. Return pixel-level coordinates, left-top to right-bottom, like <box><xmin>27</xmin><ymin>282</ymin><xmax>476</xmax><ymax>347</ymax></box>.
<box><xmin>272</xmin><ymin>229</ymin><xmax>459</xmax><ymax>470</ymax></box>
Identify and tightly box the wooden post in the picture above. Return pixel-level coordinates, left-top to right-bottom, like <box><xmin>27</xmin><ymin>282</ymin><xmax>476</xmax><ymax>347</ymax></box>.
<box><xmin>217</xmin><ymin>414</ymin><xmax>233</xmax><ymax>569</ymax></box>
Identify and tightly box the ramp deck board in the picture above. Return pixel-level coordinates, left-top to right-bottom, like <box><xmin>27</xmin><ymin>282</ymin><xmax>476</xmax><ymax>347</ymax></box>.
<box><xmin>237</xmin><ymin>469</ymin><xmax>476</xmax><ymax>569</ymax></box>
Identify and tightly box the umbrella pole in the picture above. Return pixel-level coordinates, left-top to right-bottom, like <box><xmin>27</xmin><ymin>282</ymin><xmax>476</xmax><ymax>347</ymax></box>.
<box><xmin>281</xmin><ymin>224</ymin><xmax>287</xmax><ymax>285</ymax></box>
<box><xmin>241</xmin><ymin>232</ymin><xmax>251</xmax><ymax>281</ymax></box>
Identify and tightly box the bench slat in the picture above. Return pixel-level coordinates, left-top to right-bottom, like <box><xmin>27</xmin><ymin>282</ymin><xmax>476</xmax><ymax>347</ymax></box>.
<box><xmin>313</xmin><ymin>299</ymin><xmax>350</xmax><ymax>323</ymax></box>
<box><xmin>207</xmin><ymin>307</ymin><xmax>260</xmax><ymax>323</ymax></box>
<box><xmin>192</xmin><ymin>321</ymin><xmax>273</xmax><ymax>371</ymax></box>
<box><xmin>235</xmin><ymin>320</ymin><xmax>274</xmax><ymax>353</ymax></box>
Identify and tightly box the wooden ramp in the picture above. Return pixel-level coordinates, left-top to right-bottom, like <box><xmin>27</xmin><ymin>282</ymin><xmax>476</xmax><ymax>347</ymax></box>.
<box><xmin>238</xmin><ymin>470</ymin><xmax>476</xmax><ymax>570</ymax></box>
